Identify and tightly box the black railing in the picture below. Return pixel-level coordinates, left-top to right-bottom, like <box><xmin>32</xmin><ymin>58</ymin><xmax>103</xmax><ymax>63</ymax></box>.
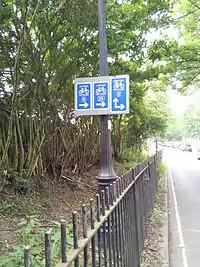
<box><xmin>23</xmin><ymin>151</ymin><xmax>162</xmax><ymax>267</ymax></box>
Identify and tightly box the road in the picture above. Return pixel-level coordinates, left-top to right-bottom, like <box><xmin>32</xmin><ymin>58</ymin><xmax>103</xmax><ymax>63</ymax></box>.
<box><xmin>164</xmin><ymin>147</ymin><xmax>200</xmax><ymax>267</ymax></box>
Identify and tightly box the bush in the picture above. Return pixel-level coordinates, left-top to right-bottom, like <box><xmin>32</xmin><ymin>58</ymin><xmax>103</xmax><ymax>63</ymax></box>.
<box><xmin>118</xmin><ymin>148</ymin><xmax>146</xmax><ymax>163</ymax></box>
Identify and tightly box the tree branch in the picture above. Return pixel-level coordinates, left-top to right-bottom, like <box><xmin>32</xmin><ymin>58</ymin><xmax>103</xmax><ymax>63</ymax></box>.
<box><xmin>188</xmin><ymin>0</ymin><xmax>200</xmax><ymax>10</ymax></box>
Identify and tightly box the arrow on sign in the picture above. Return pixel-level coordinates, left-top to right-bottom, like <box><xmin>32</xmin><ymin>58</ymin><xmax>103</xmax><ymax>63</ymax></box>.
<box><xmin>79</xmin><ymin>102</ymin><xmax>89</xmax><ymax>108</ymax></box>
<box><xmin>96</xmin><ymin>102</ymin><xmax>106</xmax><ymax>108</ymax></box>
<box><xmin>113</xmin><ymin>98</ymin><xmax>125</xmax><ymax>110</ymax></box>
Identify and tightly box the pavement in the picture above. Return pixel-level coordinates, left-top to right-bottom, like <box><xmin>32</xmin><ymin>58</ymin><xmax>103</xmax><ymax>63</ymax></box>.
<box><xmin>164</xmin><ymin>147</ymin><xmax>200</xmax><ymax>267</ymax></box>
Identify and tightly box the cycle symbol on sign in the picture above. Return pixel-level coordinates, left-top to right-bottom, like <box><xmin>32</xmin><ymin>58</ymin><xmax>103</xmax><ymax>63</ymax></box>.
<box><xmin>79</xmin><ymin>86</ymin><xmax>89</xmax><ymax>96</ymax></box>
<box><xmin>96</xmin><ymin>86</ymin><xmax>107</xmax><ymax>95</ymax></box>
<box><xmin>113</xmin><ymin>80</ymin><xmax>125</xmax><ymax>91</ymax></box>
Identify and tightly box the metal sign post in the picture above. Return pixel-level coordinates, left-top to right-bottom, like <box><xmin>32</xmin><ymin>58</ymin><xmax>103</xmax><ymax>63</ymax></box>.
<box><xmin>96</xmin><ymin>0</ymin><xmax>117</xmax><ymax>192</ymax></box>
<box><xmin>74</xmin><ymin>0</ymin><xmax>130</xmax><ymax>193</ymax></box>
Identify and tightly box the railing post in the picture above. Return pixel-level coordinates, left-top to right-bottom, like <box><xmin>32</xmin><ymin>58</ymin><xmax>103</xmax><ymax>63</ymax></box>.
<box><xmin>24</xmin><ymin>246</ymin><xmax>32</xmax><ymax>267</ymax></box>
<box><xmin>132</xmin><ymin>168</ymin><xmax>141</xmax><ymax>267</ymax></box>
<box><xmin>61</xmin><ymin>220</ymin><xmax>67</xmax><ymax>263</ymax></box>
<box><xmin>148</xmin><ymin>160</ymin><xmax>153</xmax><ymax>212</ymax></box>
<box><xmin>45</xmin><ymin>231</ymin><xmax>51</xmax><ymax>267</ymax></box>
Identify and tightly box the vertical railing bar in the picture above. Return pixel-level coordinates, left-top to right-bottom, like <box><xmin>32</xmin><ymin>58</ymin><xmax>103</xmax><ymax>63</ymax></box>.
<box><xmin>123</xmin><ymin>174</ymin><xmax>126</xmax><ymax>190</ymax></box>
<box><xmin>117</xmin><ymin>202</ymin><xmax>123</xmax><ymax>267</ymax></box>
<box><xmin>126</xmin><ymin>189</ymin><xmax>130</xmax><ymax>267</ymax></box>
<box><xmin>112</xmin><ymin>181</ymin><xmax>117</xmax><ymax>264</ymax></box>
<box><xmin>111</xmin><ymin>209</ymin><xmax>116</xmax><ymax>267</ymax></box>
<box><xmin>97</xmin><ymin>229</ymin><xmax>101</xmax><ymax>267</ymax></box>
<box><xmin>101</xmin><ymin>190</ymin><xmax>106</xmax><ymax>216</ymax></box>
<box><xmin>121</xmin><ymin>189</ymin><xmax>126</xmax><ymax>267</ymax></box>
<box><xmin>110</xmin><ymin>184</ymin><xmax>114</xmax><ymax>206</ymax></box>
<box><xmin>45</xmin><ymin>231</ymin><xmax>51</xmax><ymax>267</ymax></box>
<box><xmin>101</xmin><ymin>190</ymin><xmax>107</xmax><ymax>267</ymax></box>
<box><xmin>121</xmin><ymin>191</ymin><xmax>126</xmax><ymax>267</ymax></box>
<box><xmin>130</xmin><ymin>184</ymin><xmax>135</xmax><ymax>266</ymax></box>
<box><xmin>24</xmin><ymin>246</ymin><xmax>32</xmax><ymax>267</ymax></box>
<box><xmin>73</xmin><ymin>212</ymin><xmax>79</xmax><ymax>267</ymax></box>
<box><xmin>139</xmin><ymin>174</ymin><xmax>144</xmax><ymax>252</ymax></box>
<box><xmin>126</xmin><ymin>189</ymin><xmax>130</xmax><ymax>266</ymax></box>
<box><xmin>90</xmin><ymin>198</ymin><xmax>96</xmax><ymax>267</ymax></box>
<box><xmin>82</xmin><ymin>204</ymin><xmax>87</xmax><ymax>238</ymax></box>
<box><xmin>125</xmin><ymin>191</ymin><xmax>130</xmax><ymax>267</ymax></box>
<box><xmin>82</xmin><ymin>204</ymin><xmax>88</xmax><ymax>267</ymax></box>
<box><xmin>119</xmin><ymin>178</ymin><xmax>122</xmax><ymax>196</ymax></box>
<box><xmin>132</xmin><ymin>168</ymin><xmax>141</xmax><ymax>266</ymax></box>
<box><xmin>105</xmin><ymin>189</ymin><xmax>112</xmax><ymax>267</ymax></box>
<box><xmin>114</xmin><ymin>206</ymin><xmax>120</xmax><ymax>267</ymax></box>
<box><xmin>113</xmin><ymin>182</ymin><xmax>117</xmax><ymax>202</ymax></box>
<box><xmin>116</xmin><ymin>179</ymin><xmax>120</xmax><ymax>198</ymax></box>
<box><xmin>61</xmin><ymin>220</ymin><xmax>67</xmax><ymax>263</ymax></box>
<box><xmin>107</xmin><ymin>214</ymin><xmax>112</xmax><ymax>267</ymax></box>
<box><xmin>123</xmin><ymin>191</ymin><xmax>128</xmax><ymax>266</ymax></box>
<box><xmin>105</xmin><ymin>187</ymin><xmax>110</xmax><ymax>210</ymax></box>
<box><xmin>128</xmin><ymin>189</ymin><xmax>132</xmax><ymax>266</ymax></box>
<box><xmin>115</xmin><ymin>179</ymin><xmax>120</xmax><ymax>266</ymax></box>
<box><xmin>96</xmin><ymin>194</ymin><xmax>101</xmax><ymax>222</ymax></box>
<box><xmin>90</xmin><ymin>198</ymin><xmax>95</xmax><ymax>229</ymax></box>
<box><xmin>141</xmin><ymin>173</ymin><xmax>145</xmax><ymax>250</ymax></box>
<box><xmin>96</xmin><ymin>194</ymin><xmax>101</xmax><ymax>266</ymax></box>
<box><xmin>124</xmin><ymin>174</ymin><xmax>127</xmax><ymax>190</ymax></box>
<box><xmin>103</xmin><ymin>220</ymin><xmax>107</xmax><ymax>267</ymax></box>
<box><xmin>121</xmin><ymin>175</ymin><xmax>124</xmax><ymax>192</ymax></box>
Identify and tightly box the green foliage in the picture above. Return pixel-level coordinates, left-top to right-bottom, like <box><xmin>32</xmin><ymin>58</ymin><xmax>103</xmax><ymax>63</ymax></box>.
<box><xmin>167</xmin><ymin>114</ymin><xmax>184</xmax><ymax>141</ymax></box>
<box><xmin>118</xmin><ymin>148</ymin><xmax>146</xmax><ymax>164</ymax></box>
<box><xmin>182</xmin><ymin>101</ymin><xmax>200</xmax><ymax>138</ymax></box>
<box><xmin>159</xmin><ymin>162</ymin><xmax>166</xmax><ymax>177</ymax></box>
<box><xmin>118</xmin><ymin>149</ymin><xmax>138</xmax><ymax>163</ymax></box>
<box><xmin>167</xmin><ymin>98</ymin><xmax>200</xmax><ymax>140</ymax></box>
<box><xmin>124</xmin><ymin>91</ymin><xmax>171</xmax><ymax>151</ymax></box>
<box><xmin>0</xmin><ymin>217</ymin><xmax>73</xmax><ymax>267</ymax></box>
<box><xmin>0</xmin><ymin>0</ymin><xmax>172</xmax><ymax>192</ymax></box>
<box><xmin>148</xmin><ymin>0</ymin><xmax>200</xmax><ymax>91</ymax></box>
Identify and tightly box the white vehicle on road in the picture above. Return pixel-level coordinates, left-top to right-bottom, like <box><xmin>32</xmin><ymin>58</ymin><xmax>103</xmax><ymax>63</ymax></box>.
<box><xmin>197</xmin><ymin>149</ymin><xmax>200</xmax><ymax>160</ymax></box>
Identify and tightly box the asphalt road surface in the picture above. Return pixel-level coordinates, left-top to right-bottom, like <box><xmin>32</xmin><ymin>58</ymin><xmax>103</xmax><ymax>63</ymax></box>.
<box><xmin>164</xmin><ymin>147</ymin><xmax>200</xmax><ymax>267</ymax></box>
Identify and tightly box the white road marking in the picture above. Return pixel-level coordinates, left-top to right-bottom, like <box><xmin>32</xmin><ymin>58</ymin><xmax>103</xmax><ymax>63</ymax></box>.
<box><xmin>169</xmin><ymin>169</ymin><xmax>189</xmax><ymax>267</ymax></box>
<box><xmin>184</xmin><ymin>229</ymin><xmax>200</xmax><ymax>233</ymax></box>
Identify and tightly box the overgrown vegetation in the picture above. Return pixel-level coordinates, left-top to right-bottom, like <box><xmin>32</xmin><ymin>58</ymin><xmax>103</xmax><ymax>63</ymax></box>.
<box><xmin>0</xmin><ymin>0</ymin><xmax>172</xmax><ymax>195</ymax></box>
<box><xmin>0</xmin><ymin>217</ymin><xmax>73</xmax><ymax>267</ymax></box>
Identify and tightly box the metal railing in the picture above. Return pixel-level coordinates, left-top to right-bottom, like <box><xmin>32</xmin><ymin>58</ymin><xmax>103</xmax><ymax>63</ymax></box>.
<box><xmin>23</xmin><ymin>152</ymin><xmax>162</xmax><ymax>267</ymax></box>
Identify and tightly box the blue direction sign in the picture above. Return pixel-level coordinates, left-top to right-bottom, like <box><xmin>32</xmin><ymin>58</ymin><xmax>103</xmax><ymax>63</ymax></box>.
<box><xmin>74</xmin><ymin>75</ymin><xmax>129</xmax><ymax>116</ymax></box>
<box><xmin>76</xmin><ymin>83</ymin><xmax>91</xmax><ymax>110</ymax></box>
<box><xmin>111</xmin><ymin>76</ymin><xmax>128</xmax><ymax>113</ymax></box>
<box><xmin>94</xmin><ymin>82</ymin><xmax>108</xmax><ymax>110</ymax></box>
